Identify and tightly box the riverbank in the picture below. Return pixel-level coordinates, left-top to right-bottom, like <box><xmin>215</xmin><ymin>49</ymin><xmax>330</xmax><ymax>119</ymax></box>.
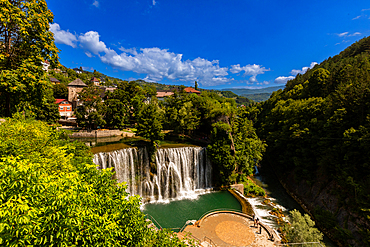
<box><xmin>69</xmin><ymin>129</ymin><xmax>135</xmax><ymax>138</ymax></box>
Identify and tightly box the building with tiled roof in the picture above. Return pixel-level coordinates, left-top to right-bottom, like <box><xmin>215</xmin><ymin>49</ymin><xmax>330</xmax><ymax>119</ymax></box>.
<box><xmin>49</xmin><ymin>77</ymin><xmax>60</xmax><ymax>84</ymax></box>
<box><xmin>68</xmin><ymin>78</ymin><xmax>88</xmax><ymax>107</ymax></box>
<box><xmin>184</xmin><ymin>87</ymin><xmax>201</xmax><ymax>94</ymax></box>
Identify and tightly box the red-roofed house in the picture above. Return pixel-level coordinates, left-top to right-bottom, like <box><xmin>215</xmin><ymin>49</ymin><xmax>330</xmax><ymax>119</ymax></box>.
<box><xmin>56</xmin><ymin>99</ymin><xmax>73</xmax><ymax>118</ymax></box>
<box><xmin>91</xmin><ymin>77</ymin><xmax>100</xmax><ymax>86</ymax></box>
<box><xmin>184</xmin><ymin>87</ymin><xmax>201</xmax><ymax>95</ymax></box>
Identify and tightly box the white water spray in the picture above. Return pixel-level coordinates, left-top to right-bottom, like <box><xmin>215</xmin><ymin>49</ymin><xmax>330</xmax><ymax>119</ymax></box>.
<box><xmin>93</xmin><ymin>147</ymin><xmax>212</xmax><ymax>202</ymax></box>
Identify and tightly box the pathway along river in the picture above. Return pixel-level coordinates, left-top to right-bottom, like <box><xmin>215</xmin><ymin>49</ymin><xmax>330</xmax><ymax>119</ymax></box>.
<box><xmin>143</xmin><ymin>165</ymin><xmax>337</xmax><ymax>246</ymax></box>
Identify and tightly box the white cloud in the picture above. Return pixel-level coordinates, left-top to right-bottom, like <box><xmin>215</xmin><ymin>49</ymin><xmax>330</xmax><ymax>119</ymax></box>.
<box><xmin>49</xmin><ymin>23</ymin><xmax>77</xmax><ymax>48</ymax></box>
<box><xmin>290</xmin><ymin>62</ymin><xmax>318</xmax><ymax>76</ymax></box>
<box><xmin>152</xmin><ymin>0</ymin><xmax>156</xmax><ymax>5</ymax></box>
<box><xmin>51</xmin><ymin>27</ymin><xmax>270</xmax><ymax>86</ymax></box>
<box><xmin>274</xmin><ymin>62</ymin><xmax>318</xmax><ymax>84</ymax></box>
<box><xmin>85</xmin><ymin>51</ymin><xmax>93</xmax><ymax>58</ymax></box>
<box><xmin>79</xmin><ymin>31</ymin><xmax>108</xmax><ymax>55</ymax></box>
<box><xmin>362</xmin><ymin>8</ymin><xmax>370</xmax><ymax>11</ymax></box>
<box><xmin>274</xmin><ymin>76</ymin><xmax>295</xmax><ymax>84</ymax></box>
<box><xmin>230</xmin><ymin>64</ymin><xmax>270</xmax><ymax>82</ymax></box>
<box><xmin>98</xmin><ymin>46</ymin><xmax>232</xmax><ymax>85</ymax></box>
<box><xmin>349</xmin><ymin>32</ymin><xmax>361</xmax><ymax>36</ymax></box>
<box><xmin>92</xmin><ymin>0</ymin><xmax>99</xmax><ymax>7</ymax></box>
<box><xmin>352</xmin><ymin>15</ymin><xmax>361</xmax><ymax>20</ymax></box>
<box><xmin>256</xmin><ymin>81</ymin><xmax>271</xmax><ymax>86</ymax></box>
<box><xmin>119</xmin><ymin>47</ymin><xmax>138</xmax><ymax>55</ymax></box>
<box><xmin>337</xmin><ymin>32</ymin><xmax>349</xmax><ymax>37</ymax></box>
<box><xmin>336</xmin><ymin>31</ymin><xmax>362</xmax><ymax>38</ymax></box>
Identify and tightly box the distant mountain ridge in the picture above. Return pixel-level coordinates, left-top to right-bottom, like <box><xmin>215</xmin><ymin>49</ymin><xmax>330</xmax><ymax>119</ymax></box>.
<box><xmin>222</xmin><ymin>85</ymin><xmax>285</xmax><ymax>95</ymax></box>
<box><xmin>221</xmin><ymin>86</ymin><xmax>285</xmax><ymax>102</ymax></box>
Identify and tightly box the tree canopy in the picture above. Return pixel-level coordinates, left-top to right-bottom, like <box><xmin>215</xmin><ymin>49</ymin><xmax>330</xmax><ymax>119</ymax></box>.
<box><xmin>254</xmin><ymin>36</ymin><xmax>370</xmax><ymax>246</ymax></box>
<box><xmin>0</xmin><ymin>0</ymin><xmax>59</xmax><ymax>121</ymax></box>
<box><xmin>0</xmin><ymin>116</ymin><xmax>194</xmax><ymax>246</ymax></box>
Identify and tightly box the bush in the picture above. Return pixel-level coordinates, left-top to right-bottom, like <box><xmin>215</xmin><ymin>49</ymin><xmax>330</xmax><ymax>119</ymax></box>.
<box><xmin>242</xmin><ymin>178</ymin><xmax>266</xmax><ymax>197</ymax></box>
<box><xmin>0</xmin><ymin>117</ymin><xmax>193</xmax><ymax>246</ymax></box>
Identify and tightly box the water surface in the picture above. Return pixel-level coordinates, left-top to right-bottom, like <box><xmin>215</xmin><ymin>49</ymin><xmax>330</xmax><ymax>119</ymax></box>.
<box><xmin>142</xmin><ymin>190</ymin><xmax>241</xmax><ymax>230</ymax></box>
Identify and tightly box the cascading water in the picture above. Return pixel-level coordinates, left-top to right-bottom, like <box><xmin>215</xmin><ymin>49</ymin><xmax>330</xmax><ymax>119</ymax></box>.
<box><xmin>93</xmin><ymin>146</ymin><xmax>212</xmax><ymax>202</ymax></box>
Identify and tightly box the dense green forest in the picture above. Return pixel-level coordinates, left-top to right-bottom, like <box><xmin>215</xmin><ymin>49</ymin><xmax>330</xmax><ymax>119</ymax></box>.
<box><xmin>252</xmin><ymin>36</ymin><xmax>370</xmax><ymax>246</ymax></box>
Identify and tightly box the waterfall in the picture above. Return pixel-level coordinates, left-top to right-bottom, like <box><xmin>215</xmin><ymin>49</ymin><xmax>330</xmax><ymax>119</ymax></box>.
<box><xmin>93</xmin><ymin>147</ymin><xmax>212</xmax><ymax>202</ymax></box>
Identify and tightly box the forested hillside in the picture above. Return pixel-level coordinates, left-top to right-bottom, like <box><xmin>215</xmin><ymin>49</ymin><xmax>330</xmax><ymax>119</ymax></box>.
<box><xmin>252</xmin><ymin>36</ymin><xmax>370</xmax><ymax>246</ymax></box>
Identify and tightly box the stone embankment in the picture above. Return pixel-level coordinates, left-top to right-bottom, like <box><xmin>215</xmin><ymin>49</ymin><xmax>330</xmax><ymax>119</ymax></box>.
<box><xmin>69</xmin><ymin>129</ymin><xmax>135</xmax><ymax>138</ymax></box>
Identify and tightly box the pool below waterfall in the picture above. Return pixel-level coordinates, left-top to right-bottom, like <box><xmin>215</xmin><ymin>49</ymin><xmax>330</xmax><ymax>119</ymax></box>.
<box><xmin>141</xmin><ymin>190</ymin><xmax>241</xmax><ymax>231</ymax></box>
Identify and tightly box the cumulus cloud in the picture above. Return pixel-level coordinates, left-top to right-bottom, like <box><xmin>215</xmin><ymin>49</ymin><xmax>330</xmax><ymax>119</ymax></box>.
<box><xmin>49</xmin><ymin>23</ymin><xmax>77</xmax><ymax>48</ymax></box>
<box><xmin>100</xmin><ymin>47</ymin><xmax>230</xmax><ymax>85</ymax></box>
<box><xmin>51</xmin><ymin>26</ymin><xmax>270</xmax><ymax>86</ymax></box>
<box><xmin>230</xmin><ymin>64</ymin><xmax>270</xmax><ymax>82</ymax></box>
<box><xmin>274</xmin><ymin>62</ymin><xmax>317</xmax><ymax>84</ymax></box>
<box><xmin>152</xmin><ymin>0</ymin><xmax>156</xmax><ymax>5</ymax></box>
<box><xmin>92</xmin><ymin>0</ymin><xmax>99</xmax><ymax>7</ymax></box>
<box><xmin>274</xmin><ymin>76</ymin><xmax>295</xmax><ymax>84</ymax></box>
<box><xmin>290</xmin><ymin>62</ymin><xmax>318</xmax><ymax>76</ymax></box>
<box><xmin>119</xmin><ymin>47</ymin><xmax>138</xmax><ymax>55</ymax></box>
<box><xmin>79</xmin><ymin>31</ymin><xmax>108</xmax><ymax>55</ymax></box>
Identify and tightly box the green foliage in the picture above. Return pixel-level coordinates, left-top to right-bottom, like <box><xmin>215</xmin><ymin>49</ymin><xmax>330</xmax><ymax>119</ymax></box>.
<box><xmin>53</xmin><ymin>83</ymin><xmax>68</xmax><ymax>99</ymax></box>
<box><xmin>282</xmin><ymin>210</ymin><xmax>324</xmax><ymax>245</ymax></box>
<box><xmin>0</xmin><ymin>117</ymin><xmax>193</xmax><ymax>246</ymax></box>
<box><xmin>75</xmin><ymin>86</ymin><xmax>106</xmax><ymax>130</ymax></box>
<box><xmin>0</xmin><ymin>0</ymin><xmax>59</xmax><ymax>120</ymax></box>
<box><xmin>104</xmin><ymin>98</ymin><xmax>127</xmax><ymax>129</ymax></box>
<box><xmin>241</xmin><ymin>178</ymin><xmax>265</xmax><ymax>196</ymax></box>
<box><xmin>135</xmin><ymin>99</ymin><xmax>164</xmax><ymax>142</ymax></box>
<box><xmin>207</xmin><ymin>105</ymin><xmax>265</xmax><ymax>185</ymax></box>
<box><xmin>256</xmin><ymin>36</ymin><xmax>370</xmax><ymax>246</ymax></box>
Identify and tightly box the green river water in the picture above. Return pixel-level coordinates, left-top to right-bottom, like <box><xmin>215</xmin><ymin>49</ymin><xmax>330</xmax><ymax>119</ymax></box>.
<box><xmin>142</xmin><ymin>191</ymin><xmax>241</xmax><ymax>231</ymax></box>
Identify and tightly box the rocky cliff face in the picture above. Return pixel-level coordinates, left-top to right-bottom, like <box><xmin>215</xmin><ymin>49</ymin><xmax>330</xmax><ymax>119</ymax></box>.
<box><xmin>280</xmin><ymin>171</ymin><xmax>369</xmax><ymax>247</ymax></box>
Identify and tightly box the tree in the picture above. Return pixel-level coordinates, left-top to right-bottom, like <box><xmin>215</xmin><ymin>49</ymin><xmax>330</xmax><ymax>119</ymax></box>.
<box><xmin>283</xmin><ymin>210</ymin><xmax>324</xmax><ymax>245</ymax></box>
<box><xmin>75</xmin><ymin>86</ymin><xmax>106</xmax><ymax>130</ymax></box>
<box><xmin>104</xmin><ymin>98</ymin><xmax>127</xmax><ymax>129</ymax></box>
<box><xmin>53</xmin><ymin>83</ymin><xmax>68</xmax><ymax>99</ymax></box>
<box><xmin>0</xmin><ymin>0</ymin><xmax>59</xmax><ymax>119</ymax></box>
<box><xmin>135</xmin><ymin>99</ymin><xmax>164</xmax><ymax>143</ymax></box>
<box><xmin>194</xmin><ymin>81</ymin><xmax>198</xmax><ymax>90</ymax></box>
<box><xmin>0</xmin><ymin>117</ymin><xmax>194</xmax><ymax>246</ymax></box>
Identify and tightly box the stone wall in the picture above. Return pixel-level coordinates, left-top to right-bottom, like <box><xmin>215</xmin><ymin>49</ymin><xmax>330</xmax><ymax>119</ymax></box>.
<box><xmin>69</xmin><ymin>130</ymin><xmax>135</xmax><ymax>138</ymax></box>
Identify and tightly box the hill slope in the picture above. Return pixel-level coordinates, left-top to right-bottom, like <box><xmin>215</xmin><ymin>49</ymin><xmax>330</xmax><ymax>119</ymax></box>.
<box><xmin>255</xmin><ymin>36</ymin><xmax>370</xmax><ymax>247</ymax></box>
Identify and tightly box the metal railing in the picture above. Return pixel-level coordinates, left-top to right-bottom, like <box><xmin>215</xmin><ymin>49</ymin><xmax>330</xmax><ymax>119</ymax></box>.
<box><xmin>275</xmin><ymin>243</ymin><xmax>324</xmax><ymax>247</ymax></box>
<box><xmin>204</xmin><ymin>236</ymin><xmax>217</xmax><ymax>246</ymax></box>
<box><xmin>145</xmin><ymin>214</ymin><xmax>163</xmax><ymax>230</ymax></box>
<box><xmin>196</xmin><ymin>208</ymin><xmax>246</xmax><ymax>221</ymax></box>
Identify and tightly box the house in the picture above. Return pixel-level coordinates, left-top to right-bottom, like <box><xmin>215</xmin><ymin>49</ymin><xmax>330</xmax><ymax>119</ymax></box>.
<box><xmin>68</xmin><ymin>78</ymin><xmax>87</xmax><ymax>109</ymax></box>
<box><xmin>56</xmin><ymin>99</ymin><xmax>73</xmax><ymax>119</ymax></box>
<box><xmin>73</xmin><ymin>68</ymin><xmax>83</xmax><ymax>74</ymax></box>
<box><xmin>91</xmin><ymin>77</ymin><xmax>100</xmax><ymax>86</ymax></box>
<box><xmin>156</xmin><ymin>91</ymin><xmax>174</xmax><ymax>101</ymax></box>
<box><xmin>49</xmin><ymin>77</ymin><xmax>60</xmax><ymax>85</ymax></box>
<box><xmin>184</xmin><ymin>87</ymin><xmax>201</xmax><ymax>95</ymax></box>
<box><xmin>41</xmin><ymin>60</ymin><xmax>50</xmax><ymax>72</ymax></box>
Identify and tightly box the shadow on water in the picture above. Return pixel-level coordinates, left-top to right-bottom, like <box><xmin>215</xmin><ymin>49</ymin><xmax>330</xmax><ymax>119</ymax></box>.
<box><xmin>251</xmin><ymin>165</ymin><xmax>337</xmax><ymax>247</ymax></box>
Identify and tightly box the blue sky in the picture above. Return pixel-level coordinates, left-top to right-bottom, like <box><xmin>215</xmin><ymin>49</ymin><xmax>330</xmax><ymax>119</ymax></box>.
<box><xmin>47</xmin><ymin>0</ymin><xmax>369</xmax><ymax>89</ymax></box>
